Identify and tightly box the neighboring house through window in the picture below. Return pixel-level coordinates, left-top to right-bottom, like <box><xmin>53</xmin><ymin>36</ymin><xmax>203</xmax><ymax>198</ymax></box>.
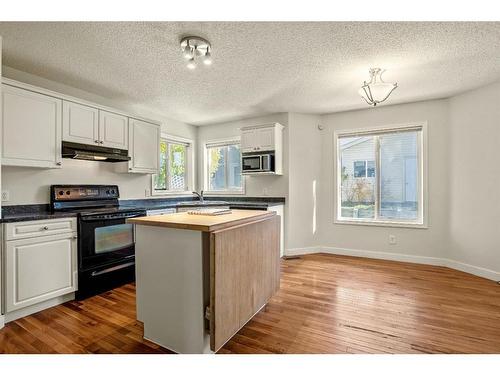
<box><xmin>205</xmin><ymin>139</ymin><xmax>244</xmax><ymax>193</ymax></box>
<box><xmin>335</xmin><ymin>123</ymin><xmax>427</xmax><ymax>226</ymax></box>
<box><xmin>153</xmin><ymin>135</ymin><xmax>193</xmax><ymax>194</ymax></box>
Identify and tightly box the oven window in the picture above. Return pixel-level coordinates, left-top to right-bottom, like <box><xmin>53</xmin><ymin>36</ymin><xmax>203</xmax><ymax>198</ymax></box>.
<box><xmin>95</xmin><ymin>224</ymin><xmax>134</xmax><ymax>254</ymax></box>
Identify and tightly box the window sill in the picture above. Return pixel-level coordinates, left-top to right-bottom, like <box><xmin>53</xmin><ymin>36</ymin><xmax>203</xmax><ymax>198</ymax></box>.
<box><xmin>334</xmin><ymin>218</ymin><xmax>428</xmax><ymax>229</ymax></box>
<box><xmin>151</xmin><ymin>190</ymin><xmax>193</xmax><ymax>197</ymax></box>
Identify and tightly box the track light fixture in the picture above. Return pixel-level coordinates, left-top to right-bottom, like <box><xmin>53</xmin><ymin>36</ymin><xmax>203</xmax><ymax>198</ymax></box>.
<box><xmin>180</xmin><ymin>36</ymin><xmax>212</xmax><ymax>69</ymax></box>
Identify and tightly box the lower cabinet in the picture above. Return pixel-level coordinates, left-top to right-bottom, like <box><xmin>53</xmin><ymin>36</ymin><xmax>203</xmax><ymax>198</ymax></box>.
<box><xmin>3</xmin><ymin>220</ymin><xmax>78</xmax><ymax>313</ymax></box>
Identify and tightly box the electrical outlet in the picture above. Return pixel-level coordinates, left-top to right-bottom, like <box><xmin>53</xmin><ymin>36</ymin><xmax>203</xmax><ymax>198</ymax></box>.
<box><xmin>1</xmin><ymin>190</ymin><xmax>10</xmax><ymax>202</ymax></box>
<box><xmin>389</xmin><ymin>235</ymin><xmax>397</xmax><ymax>245</ymax></box>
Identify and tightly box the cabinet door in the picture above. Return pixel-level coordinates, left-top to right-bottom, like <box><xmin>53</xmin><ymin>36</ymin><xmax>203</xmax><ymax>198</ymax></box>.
<box><xmin>62</xmin><ymin>101</ymin><xmax>99</xmax><ymax>146</ymax></box>
<box><xmin>5</xmin><ymin>233</ymin><xmax>77</xmax><ymax>312</ymax></box>
<box><xmin>128</xmin><ymin>118</ymin><xmax>160</xmax><ymax>173</ymax></box>
<box><xmin>255</xmin><ymin>127</ymin><xmax>275</xmax><ymax>151</ymax></box>
<box><xmin>2</xmin><ymin>84</ymin><xmax>62</xmax><ymax>168</ymax></box>
<box><xmin>241</xmin><ymin>129</ymin><xmax>256</xmax><ymax>153</ymax></box>
<box><xmin>99</xmin><ymin>110</ymin><xmax>128</xmax><ymax>149</ymax></box>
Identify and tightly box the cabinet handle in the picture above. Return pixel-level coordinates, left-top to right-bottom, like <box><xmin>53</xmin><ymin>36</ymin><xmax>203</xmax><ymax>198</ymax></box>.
<box><xmin>56</xmin><ymin>162</ymin><xmax>62</xmax><ymax>166</ymax></box>
<box><xmin>72</xmin><ymin>235</ymin><xmax>78</xmax><ymax>240</ymax></box>
<box><xmin>42</xmin><ymin>226</ymin><xmax>49</xmax><ymax>230</ymax></box>
<box><xmin>100</xmin><ymin>141</ymin><xmax>104</xmax><ymax>144</ymax></box>
<box><xmin>94</xmin><ymin>140</ymin><xmax>99</xmax><ymax>144</ymax></box>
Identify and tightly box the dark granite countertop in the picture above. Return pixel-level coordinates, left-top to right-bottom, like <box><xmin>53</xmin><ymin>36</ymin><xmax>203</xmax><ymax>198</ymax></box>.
<box><xmin>0</xmin><ymin>196</ymin><xmax>285</xmax><ymax>223</ymax></box>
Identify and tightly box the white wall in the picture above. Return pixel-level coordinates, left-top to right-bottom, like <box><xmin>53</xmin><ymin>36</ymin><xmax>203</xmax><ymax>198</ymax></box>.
<box><xmin>317</xmin><ymin>99</ymin><xmax>450</xmax><ymax>259</ymax></box>
<box><xmin>1</xmin><ymin>67</ymin><xmax>197</xmax><ymax>205</ymax></box>
<box><xmin>196</xmin><ymin>113</ymin><xmax>289</xmax><ymax>197</ymax></box>
<box><xmin>287</xmin><ymin>113</ymin><xmax>322</xmax><ymax>250</ymax></box>
<box><xmin>448</xmin><ymin>81</ymin><xmax>500</xmax><ymax>274</ymax></box>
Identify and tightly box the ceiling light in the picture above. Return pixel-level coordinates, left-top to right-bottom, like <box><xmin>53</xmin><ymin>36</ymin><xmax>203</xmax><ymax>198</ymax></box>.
<box><xmin>359</xmin><ymin>68</ymin><xmax>398</xmax><ymax>106</ymax></box>
<box><xmin>180</xmin><ymin>36</ymin><xmax>212</xmax><ymax>69</ymax></box>
<box><xmin>202</xmin><ymin>49</ymin><xmax>212</xmax><ymax>65</ymax></box>
<box><xmin>186</xmin><ymin>57</ymin><xmax>196</xmax><ymax>70</ymax></box>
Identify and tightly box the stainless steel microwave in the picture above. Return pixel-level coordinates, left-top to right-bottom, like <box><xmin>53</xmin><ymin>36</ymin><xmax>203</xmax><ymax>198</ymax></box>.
<box><xmin>242</xmin><ymin>153</ymin><xmax>275</xmax><ymax>173</ymax></box>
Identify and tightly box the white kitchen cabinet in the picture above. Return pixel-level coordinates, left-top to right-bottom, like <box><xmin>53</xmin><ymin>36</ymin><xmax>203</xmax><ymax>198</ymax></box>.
<box><xmin>62</xmin><ymin>101</ymin><xmax>99</xmax><ymax>146</ymax></box>
<box><xmin>4</xmin><ymin>228</ymin><xmax>77</xmax><ymax>313</ymax></box>
<box><xmin>99</xmin><ymin>110</ymin><xmax>128</xmax><ymax>149</ymax></box>
<box><xmin>1</xmin><ymin>84</ymin><xmax>62</xmax><ymax>168</ymax></box>
<box><xmin>240</xmin><ymin>123</ymin><xmax>283</xmax><ymax>153</ymax></box>
<box><xmin>127</xmin><ymin>118</ymin><xmax>160</xmax><ymax>174</ymax></box>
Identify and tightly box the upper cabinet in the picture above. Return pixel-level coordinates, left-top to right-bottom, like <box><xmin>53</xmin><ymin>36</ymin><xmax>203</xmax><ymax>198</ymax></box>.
<box><xmin>2</xmin><ymin>84</ymin><xmax>62</xmax><ymax>168</ymax></box>
<box><xmin>62</xmin><ymin>101</ymin><xmax>99</xmax><ymax>146</ymax></box>
<box><xmin>127</xmin><ymin>118</ymin><xmax>160</xmax><ymax>174</ymax></box>
<box><xmin>63</xmin><ymin>102</ymin><xmax>128</xmax><ymax>150</ymax></box>
<box><xmin>99</xmin><ymin>110</ymin><xmax>128</xmax><ymax>149</ymax></box>
<box><xmin>241</xmin><ymin>123</ymin><xmax>283</xmax><ymax>153</ymax></box>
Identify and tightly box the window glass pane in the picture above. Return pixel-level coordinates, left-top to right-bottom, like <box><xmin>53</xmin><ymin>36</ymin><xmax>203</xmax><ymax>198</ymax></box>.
<box><xmin>367</xmin><ymin>160</ymin><xmax>376</xmax><ymax>177</ymax></box>
<box><xmin>169</xmin><ymin>143</ymin><xmax>186</xmax><ymax>190</ymax></box>
<box><xmin>339</xmin><ymin>136</ymin><xmax>375</xmax><ymax>219</ymax></box>
<box><xmin>353</xmin><ymin>161</ymin><xmax>366</xmax><ymax>177</ymax></box>
<box><xmin>227</xmin><ymin>145</ymin><xmax>242</xmax><ymax>189</ymax></box>
<box><xmin>380</xmin><ymin>131</ymin><xmax>419</xmax><ymax>220</ymax></box>
<box><xmin>153</xmin><ymin>140</ymin><xmax>167</xmax><ymax>190</ymax></box>
<box><xmin>208</xmin><ymin>146</ymin><xmax>226</xmax><ymax>190</ymax></box>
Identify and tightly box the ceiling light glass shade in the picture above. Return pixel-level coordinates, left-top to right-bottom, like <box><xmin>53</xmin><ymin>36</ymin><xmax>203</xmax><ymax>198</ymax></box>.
<box><xmin>182</xmin><ymin>45</ymin><xmax>193</xmax><ymax>60</ymax></box>
<box><xmin>186</xmin><ymin>57</ymin><xmax>197</xmax><ymax>70</ymax></box>
<box><xmin>202</xmin><ymin>50</ymin><xmax>212</xmax><ymax>65</ymax></box>
<box><xmin>359</xmin><ymin>68</ymin><xmax>398</xmax><ymax>106</ymax></box>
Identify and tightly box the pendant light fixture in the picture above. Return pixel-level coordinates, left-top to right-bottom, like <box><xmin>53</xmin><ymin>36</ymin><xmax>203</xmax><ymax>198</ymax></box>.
<box><xmin>180</xmin><ymin>36</ymin><xmax>212</xmax><ymax>69</ymax></box>
<box><xmin>358</xmin><ymin>68</ymin><xmax>398</xmax><ymax>106</ymax></box>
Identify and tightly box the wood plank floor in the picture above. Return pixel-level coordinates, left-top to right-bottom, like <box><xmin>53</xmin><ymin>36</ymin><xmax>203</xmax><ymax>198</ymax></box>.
<box><xmin>1</xmin><ymin>253</ymin><xmax>500</xmax><ymax>354</ymax></box>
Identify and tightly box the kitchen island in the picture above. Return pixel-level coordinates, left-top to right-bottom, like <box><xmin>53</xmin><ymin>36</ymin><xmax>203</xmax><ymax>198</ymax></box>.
<box><xmin>127</xmin><ymin>209</ymin><xmax>280</xmax><ymax>353</ymax></box>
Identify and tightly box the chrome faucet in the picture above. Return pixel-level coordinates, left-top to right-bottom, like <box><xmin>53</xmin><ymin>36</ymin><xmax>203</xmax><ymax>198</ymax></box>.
<box><xmin>192</xmin><ymin>190</ymin><xmax>204</xmax><ymax>203</ymax></box>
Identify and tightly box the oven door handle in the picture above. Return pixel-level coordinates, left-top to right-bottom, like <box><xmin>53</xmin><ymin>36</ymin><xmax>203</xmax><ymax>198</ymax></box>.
<box><xmin>80</xmin><ymin>213</ymin><xmax>144</xmax><ymax>222</ymax></box>
<box><xmin>90</xmin><ymin>261</ymin><xmax>135</xmax><ymax>277</ymax></box>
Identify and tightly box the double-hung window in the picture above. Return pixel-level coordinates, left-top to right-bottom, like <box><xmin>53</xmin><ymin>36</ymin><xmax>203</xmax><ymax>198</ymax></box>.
<box><xmin>335</xmin><ymin>123</ymin><xmax>427</xmax><ymax>227</ymax></box>
<box><xmin>153</xmin><ymin>136</ymin><xmax>192</xmax><ymax>194</ymax></box>
<box><xmin>205</xmin><ymin>139</ymin><xmax>243</xmax><ymax>193</ymax></box>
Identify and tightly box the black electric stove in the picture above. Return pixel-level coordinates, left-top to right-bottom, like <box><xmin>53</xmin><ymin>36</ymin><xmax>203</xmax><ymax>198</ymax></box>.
<box><xmin>51</xmin><ymin>185</ymin><xmax>146</xmax><ymax>299</ymax></box>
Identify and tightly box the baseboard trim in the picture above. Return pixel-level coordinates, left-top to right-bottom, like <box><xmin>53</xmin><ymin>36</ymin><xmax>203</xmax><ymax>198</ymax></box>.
<box><xmin>285</xmin><ymin>246</ymin><xmax>500</xmax><ymax>282</ymax></box>
<box><xmin>4</xmin><ymin>292</ymin><xmax>75</xmax><ymax>323</ymax></box>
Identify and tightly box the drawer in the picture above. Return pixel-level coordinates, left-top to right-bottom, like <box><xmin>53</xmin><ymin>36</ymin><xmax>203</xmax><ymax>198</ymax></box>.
<box><xmin>5</xmin><ymin>217</ymin><xmax>77</xmax><ymax>241</ymax></box>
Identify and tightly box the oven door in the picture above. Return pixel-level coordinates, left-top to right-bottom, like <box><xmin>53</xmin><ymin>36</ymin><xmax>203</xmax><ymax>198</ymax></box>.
<box><xmin>242</xmin><ymin>155</ymin><xmax>262</xmax><ymax>172</ymax></box>
<box><xmin>78</xmin><ymin>212</ymin><xmax>143</xmax><ymax>271</ymax></box>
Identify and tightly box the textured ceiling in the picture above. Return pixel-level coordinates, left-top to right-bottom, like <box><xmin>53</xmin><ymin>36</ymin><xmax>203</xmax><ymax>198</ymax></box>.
<box><xmin>0</xmin><ymin>22</ymin><xmax>499</xmax><ymax>125</ymax></box>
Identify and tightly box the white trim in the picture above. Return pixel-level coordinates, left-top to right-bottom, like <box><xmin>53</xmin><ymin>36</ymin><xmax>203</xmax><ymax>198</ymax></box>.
<box><xmin>284</xmin><ymin>246</ymin><xmax>500</xmax><ymax>282</ymax></box>
<box><xmin>4</xmin><ymin>293</ymin><xmax>75</xmax><ymax>323</ymax></box>
<box><xmin>333</xmin><ymin>121</ymin><xmax>428</xmax><ymax>229</ymax></box>
<box><xmin>0</xmin><ymin>315</ymin><xmax>4</xmax><ymax>330</ymax></box>
<box><xmin>203</xmin><ymin>137</ymin><xmax>245</xmax><ymax>194</ymax></box>
<box><xmin>152</xmin><ymin>134</ymin><xmax>195</xmax><ymax>196</ymax></box>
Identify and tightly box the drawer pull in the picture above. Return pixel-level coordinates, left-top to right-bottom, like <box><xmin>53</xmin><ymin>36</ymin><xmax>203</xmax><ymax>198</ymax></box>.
<box><xmin>42</xmin><ymin>226</ymin><xmax>49</xmax><ymax>230</ymax></box>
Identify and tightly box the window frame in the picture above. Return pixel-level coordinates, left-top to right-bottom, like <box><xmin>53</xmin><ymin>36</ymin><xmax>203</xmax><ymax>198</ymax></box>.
<box><xmin>151</xmin><ymin>134</ymin><xmax>194</xmax><ymax>196</ymax></box>
<box><xmin>203</xmin><ymin>137</ymin><xmax>245</xmax><ymax>195</ymax></box>
<box><xmin>333</xmin><ymin>122</ymin><xmax>428</xmax><ymax>229</ymax></box>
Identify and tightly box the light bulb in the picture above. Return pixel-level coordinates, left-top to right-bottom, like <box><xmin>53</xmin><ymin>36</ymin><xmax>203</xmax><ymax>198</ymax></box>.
<box><xmin>186</xmin><ymin>57</ymin><xmax>196</xmax><ymax>70</ymax></box>
<box><xmin>182</xmin><ymin>43</ymin><xmax>193</xmax><ymax>60</ymax></box>
<box><xmin>202</xmin><ymin>50</ymin><xmax>212</xmax><ymax>65</ymax></box>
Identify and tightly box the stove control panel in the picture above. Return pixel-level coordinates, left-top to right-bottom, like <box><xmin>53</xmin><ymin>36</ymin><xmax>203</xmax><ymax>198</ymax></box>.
<box><xmin>51</xmin><ymin>185</ymin><xmax>119</xmax><ymax>201</ymax></box>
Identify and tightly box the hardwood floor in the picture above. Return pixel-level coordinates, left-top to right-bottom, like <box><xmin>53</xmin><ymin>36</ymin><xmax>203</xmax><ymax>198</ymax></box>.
<box><xmin>1</xmin><ymin>253</ymin><xmax>500</xmax><ymax>354</ymax></box>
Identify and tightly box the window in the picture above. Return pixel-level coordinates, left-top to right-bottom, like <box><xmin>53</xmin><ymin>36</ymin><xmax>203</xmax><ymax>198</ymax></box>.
<box><xmin>153</xmin><ymin>136</ymin><xmax>192</xmax><ymax>194</ymax></box>
<box><xmin>336</xmin><ymin>124</ymin><xmax>426</xmax><ymax>226</ymax></box>
<box><xmin>205</xmin><ymin>140</ymin><xmax>243</xmax><ymax>193</ymax></box>
<box><xmin>353</xmin><ymin>160</ymin><xmax>375</xmax><ymax>178</ymax></box>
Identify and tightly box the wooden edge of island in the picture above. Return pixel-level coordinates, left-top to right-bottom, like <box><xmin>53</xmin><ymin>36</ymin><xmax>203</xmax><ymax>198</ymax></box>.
<box><xmin>127</xmin><ymin>209</ymin><xmax>276</xmax><ymax>232</ymax></box>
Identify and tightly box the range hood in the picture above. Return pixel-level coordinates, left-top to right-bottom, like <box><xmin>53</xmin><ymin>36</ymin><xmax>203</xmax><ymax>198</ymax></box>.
<box><xmin>62</xmin><ymin>141</ymin><xmax>130</xmax><ymax>162</ymax></box>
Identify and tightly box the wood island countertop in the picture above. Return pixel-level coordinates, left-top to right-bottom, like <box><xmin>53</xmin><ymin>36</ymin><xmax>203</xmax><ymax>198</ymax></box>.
<box><xmin>127</xmin><ymin>209</ymin><xmax>276</xmax><ymax>232</ymax></box>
